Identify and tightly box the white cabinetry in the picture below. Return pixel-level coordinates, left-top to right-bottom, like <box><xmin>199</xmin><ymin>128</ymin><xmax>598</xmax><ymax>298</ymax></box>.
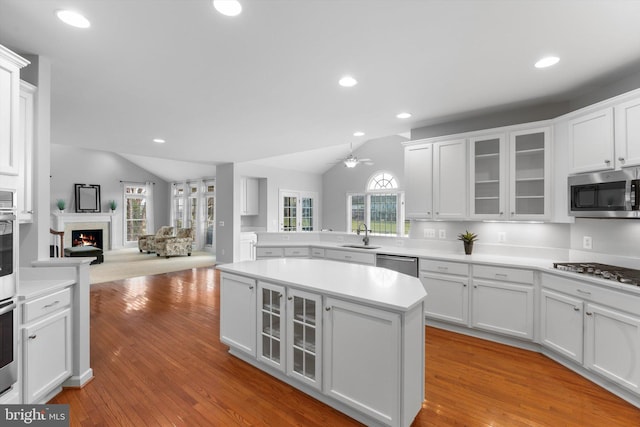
<box><xmin>568</xmin><ymin>107</ymin><xmax>615</xmax><ymax>173</ymax></box>
<box><xmin>433</xmin><ymin>139</ymin><xmax>467</xmax><ymax>220</ymax></box>
<box><xmin>239</xmin><ymin>232</ymin><xmax>257</xmax><ymax>261</ymax></box>
<box><xmin>471</xmin><ymin>265</ymin><xmax>535</xmax><ymax>340</ymax></box>
<box><xmin>404</xmin><ymin>143</ymin><xmax>433</xmax><ymax>219</ymax></box>
<box><xmin>0</xmin><ymin>45</ymin><xmax>29</xmax><ymax>177</ymax></box>
<box><xmin>614</xmin><ymin>96</ymin><xmax>640</xmax><ymax>168</ymax></box>
<box><xmin>220</xmin><ymin>273</ymin><xmax>256</xmax><ymax>357</ymax></box>
<box><xmin>287</xmin><ymin>288</ymin><xmax>321</xmax><ymax>390</ymax></box>
<box><xmin>325</xmin><ymin>248</ymin><xmax>375</xmax><ymax>265</ymax></box>
<box><xmin>257</xmin><ymin>282</ymin><xmax>285</xmax><ymax>371</ymax></box>
<box><xmin>21</xmin><ymin>287</ymin><xmax>72</xmax><ymax>404</ymax></box>
<box><xmin>540</xmin><ymin>273</ymin><xmax>640</xmax><ymax>395</ymax></box>
<box><xmin>540</xmin><ymin>289</ymin><xmax>583</xmax><ymax>363</ymax></box>
<box><xmin>17</xmin><ymin>81</ymin><xmax>35</xmax><ymax>223</ymax></box>
<box><xmin>469</xmin><ymin>126</ymin><xmax>551</xmax><ymax>220</ymax></box>
<box><xmin>419</xmin><ymin>259</ymin><xmax>469</xmax><ymax>325</ymax></box>
<box><xmin>240</xmin><ymin>177</ymin><xmax>259</xmax><ymax>215</ymax></box>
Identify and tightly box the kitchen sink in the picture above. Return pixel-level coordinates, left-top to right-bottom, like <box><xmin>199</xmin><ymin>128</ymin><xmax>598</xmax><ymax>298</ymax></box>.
<box><xmin>340</xmin><ymin>244</ymin><xmax>380</xmax><ymax>249</ymax></box>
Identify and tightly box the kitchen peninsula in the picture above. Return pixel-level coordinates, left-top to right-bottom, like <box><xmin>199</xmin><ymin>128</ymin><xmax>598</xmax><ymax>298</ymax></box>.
<box><xmin>217</xmin><ymin>258</ymin><xmax>427</xmax><ymax>427</ymax></box>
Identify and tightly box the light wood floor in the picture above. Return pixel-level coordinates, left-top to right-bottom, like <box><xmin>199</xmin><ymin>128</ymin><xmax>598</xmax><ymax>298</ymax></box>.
<box><xmin>50</xmin><ymin>267</ymin><xmax>640</xmax><ymax>426</ymax></box>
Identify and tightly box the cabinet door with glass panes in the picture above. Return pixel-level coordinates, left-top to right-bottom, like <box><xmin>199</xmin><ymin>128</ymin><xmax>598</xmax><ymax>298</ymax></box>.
<box><xmin>286</xmin><ymin>289</ymin><xmax>322</xmax><ymax>390</ymax></box>
<box><xmin>469</xmin><ymin>133</ymin><xmax>507</xmax><ymax>220</ymax></box>
<box><xmin>509</xmin><ymin>127</ymin><xmax>551</xmax><ymax>220</ymax></box>
<box><xmin>257</xmin><ymin>282</ymin><xmax>285</xmax><ymax>372</ymax></box>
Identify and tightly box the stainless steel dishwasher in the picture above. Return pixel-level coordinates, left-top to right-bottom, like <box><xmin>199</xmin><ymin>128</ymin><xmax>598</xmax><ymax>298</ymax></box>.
<box><xmin>375</xmin><ymin>254</ymin><xmax>419</xmax><ymax>277</ymax></box>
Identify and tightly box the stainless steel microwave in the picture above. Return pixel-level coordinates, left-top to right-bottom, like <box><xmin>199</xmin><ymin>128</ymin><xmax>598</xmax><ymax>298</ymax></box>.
<box><xmin>568</xmin><ymin>169</ymin><xmax>640</xmax><ymax>218</ymax></box>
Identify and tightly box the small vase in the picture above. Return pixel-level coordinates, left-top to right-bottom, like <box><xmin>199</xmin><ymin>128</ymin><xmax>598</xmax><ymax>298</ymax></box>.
<box><xmin>463</xmin><ymin>241</ymin><xmax>473</xmax><ymax>255</ymax></box>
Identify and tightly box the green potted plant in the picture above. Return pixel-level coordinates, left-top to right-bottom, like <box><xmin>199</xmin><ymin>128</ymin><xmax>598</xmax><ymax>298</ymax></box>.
<box><xmin>457</xmin><ymin>230</ymin><xmax>478</xmax><ymax>255</ymax></box>
<box><xmin>109</xmin><ymin>200</ymin><xmax>117</xmax><ymax>212</ymax></box>
<box><xmin>56</xmin><ymin>199</ymin><xmax>66</xmax><ymax>213</ymax></box>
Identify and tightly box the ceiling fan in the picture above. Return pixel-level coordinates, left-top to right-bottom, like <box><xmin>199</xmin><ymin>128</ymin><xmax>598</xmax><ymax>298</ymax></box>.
<box><xmin>334</xmin><ymin>143</ymin><xmax>374</xmax><ymax>168</ymax></box>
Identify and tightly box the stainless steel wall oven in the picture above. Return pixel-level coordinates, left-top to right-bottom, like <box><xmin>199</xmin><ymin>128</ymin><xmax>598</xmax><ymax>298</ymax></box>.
<box><xmin>0</xmin><ymin>190</ymin><xmax>16</xmax><ymax>394</ymax></box>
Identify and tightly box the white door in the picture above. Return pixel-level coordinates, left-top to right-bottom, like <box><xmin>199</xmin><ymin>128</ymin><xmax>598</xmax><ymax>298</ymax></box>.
<box><xmin>471</xmin><ymin>280</ymin><xmax>534</xmax><ymax>340</ymax></box>
<box><xmin>568</xmin><ymin>108</ymin><xmax>615</xmax><ymax>173</ymax></box>
<box><xmin>404</xmin><ymin>144</ymin><xmax>433</xmax><ymax>219</ymax></box>
<box><xmin>539</xmin><ymin>289</ymin><xmax>584</xmax><ymax>363</ymax></box>
<box><xmin>219</xmin><ymin>274</ymin><xmax>256</xmax><ymax>357</ymax></box>
<box><xmin>584</xmin><ymin>303</ymin><xmax>640</xmax><ymax>393</ymax></box>
<box><xmin>287</xmin><ymin>288</ymin><xmax>322</xmax><ymax>390</ymax></box>
<box><xmin>257</xmin><ymin>282</ymin><xmax>285</xmax><ymax>372</ymax></box>
<box><xmin>420</xmin><ymin>272</ymin><xmax>469</xmax><ymax>325</ymax></box>
<box><xmin>23</xmin><ymin>309</ymin><xmax>72</xmax><ymax>403</ymax></box>
<box><xmin>323</xmin><ymin>297</ymin><xmax>400</xmax><ymax>426</ymax></box>
<box><xmin>433</xmin><ymin>139</ymin><xmax>467</xmax><ymax>219</ymax></box>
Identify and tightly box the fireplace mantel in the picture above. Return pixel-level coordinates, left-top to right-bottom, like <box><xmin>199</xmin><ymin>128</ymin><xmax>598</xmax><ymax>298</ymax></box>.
<box><xmin>51</xmin><ymin>212</ymin><xmax>116</xmax><ymax>250</ymax></box>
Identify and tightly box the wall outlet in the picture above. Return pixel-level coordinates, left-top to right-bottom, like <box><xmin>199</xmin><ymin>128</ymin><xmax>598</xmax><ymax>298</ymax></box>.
<box><xmin>424</xmin><ymin>228</ymin><xmax>435</xmax><ymax>238</ymax></box>
<box><xmin>583</xmin><ymin>236</ymin><xmax>593</xmax><ymax>250</ymax></box>
<box><xmin>438</xmin><ymin>229</ymin><xmax>446</xmax><ymax>239</ymax></box>
<box><xmin>218</xmin><ymin>221</ymin><xmax>224</xmax><ymax>227</ymax></box>
<box><xmin>498</xmin><ymin>232</ymin><xmax>506</xmax><ymax>243</ymax></box>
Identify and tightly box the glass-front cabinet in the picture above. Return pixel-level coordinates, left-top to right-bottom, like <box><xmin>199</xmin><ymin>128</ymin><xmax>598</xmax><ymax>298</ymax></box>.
<box><xmin>257</xmin><ymin>282</ymin><xmax>285</xmax><ymax>371</ymax></box>
<box><xmin>469</xmin><ymin>134</ymin><xmax>507</xmax><ymax>219</ymax></box>
<box><xmin>287</xmin><ymin>289</ymin><xmax>322</xmax><ymax>390</ymax></box>
<box><xmin>469</xmin><ymin>125</ymin><xmax>551</xmax><ymax>221</ymax></box>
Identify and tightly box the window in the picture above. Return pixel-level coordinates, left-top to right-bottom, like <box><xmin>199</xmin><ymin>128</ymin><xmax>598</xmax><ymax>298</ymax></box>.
<box><xmin>204</xmin><ymin>180</ymin><xmax>215</xmax><ymax>248</ymax></box>
<box><xmin>173</xmin><ymin>184</ymin><xmax>185</xmax><ymax>229</ymax></box>
<box><xmin>347</xmin><ymin>172</ymin><xmax>407</xmax><ymax>236</ymax></box>
<box><xmin>124</xmin><ymin>184</ymin><xmax>148</xmax><ymax>244</ymax></box>
<box><xmin>279</xmin><ymin>190</ymin><xmax>317</xmax><ymax>232</ymax></box>
<box><xmin>171</xmin><ymin>179</ymin><xmax>216</xmax><ymax>251</ymax></box>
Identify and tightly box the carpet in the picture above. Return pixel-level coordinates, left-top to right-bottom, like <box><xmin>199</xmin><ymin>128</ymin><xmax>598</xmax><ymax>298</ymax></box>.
<box><xmin>89</xmin><ymin>247</ymin><xmax>216</xmax><ymax>284</ymax></box>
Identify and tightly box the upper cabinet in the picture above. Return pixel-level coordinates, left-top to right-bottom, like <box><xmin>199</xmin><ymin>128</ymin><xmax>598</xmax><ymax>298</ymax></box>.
<box><xmin>614</xmin><ymin>97</ymin><xmax>640</xmax><ymax>168</ymax></box>
<box><xmin>404</xmin><ymin>139</ymin><xmax>467</xmax><ymax>220</ymax></box>
<box><xmin>240</xmin><ymin>176</ymin><xmax>259</xmax><ymax>216</ymax></box>
<box><xmin>0</xmin><ymin>45</ymin><xmax>29</xmax><ymax>178</ymax></box>
<box><xmin>469</xmin><ymin>126</ymin><xmax>551</xmax><ymax>221</ymax></box>
<box><xmin>18</xmin><ymin>81</ymin><xmax>36</xmax><ymax>223</ymax></box>
<box><xmin>404</xmin><ymin>144</ymin><xmax>432</xmax><ymax>219</ymax></box>
<box><xmin>568</xmin><ymin>108</ymin><xmax>615</xmax><ymax>173</ymax></box>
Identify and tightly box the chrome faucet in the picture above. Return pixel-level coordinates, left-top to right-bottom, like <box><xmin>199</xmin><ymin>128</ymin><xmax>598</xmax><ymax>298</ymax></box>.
<box><xmin>356</xmin><ymin>223</ymin><xmax>370</xmax><ymax>246</ymax></box>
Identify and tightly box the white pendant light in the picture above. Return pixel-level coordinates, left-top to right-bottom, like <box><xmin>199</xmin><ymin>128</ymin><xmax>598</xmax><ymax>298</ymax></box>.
<box><xmin>213</xmin><ymin>0</ymin><xmax>242</xmax><ymax>17</ymax></box>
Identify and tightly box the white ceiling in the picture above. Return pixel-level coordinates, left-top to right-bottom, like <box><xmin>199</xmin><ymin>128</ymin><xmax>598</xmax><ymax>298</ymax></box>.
<box><xmin>2</xmin><ymin>0</ymin><xmax>640</xmax><ymax>180</ymax></box>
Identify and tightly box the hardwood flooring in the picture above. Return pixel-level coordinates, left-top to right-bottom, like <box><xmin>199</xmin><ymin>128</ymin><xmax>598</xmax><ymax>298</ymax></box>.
<box><xmin>50</xmin><ymin>267</ymin><xmax>640</xmax><ymax>426</ymax></box>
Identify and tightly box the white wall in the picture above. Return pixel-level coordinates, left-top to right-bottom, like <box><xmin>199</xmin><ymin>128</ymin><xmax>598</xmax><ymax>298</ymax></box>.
<box><xmin>50</xmin><ymin>144</ymin><xmax>170</xmax><ymax>248</ymax></box>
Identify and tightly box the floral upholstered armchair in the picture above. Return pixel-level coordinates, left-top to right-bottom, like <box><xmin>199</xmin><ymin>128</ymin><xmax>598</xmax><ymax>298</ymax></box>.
<box><xmin>155</xmin><ymin>228</ymin><xmax>195</xmax><ymax>258</ymax></box>
<box><xmin>138</xmin><ymin>226</ymin><xmax>174</xmax><ymax>254</ymax></box>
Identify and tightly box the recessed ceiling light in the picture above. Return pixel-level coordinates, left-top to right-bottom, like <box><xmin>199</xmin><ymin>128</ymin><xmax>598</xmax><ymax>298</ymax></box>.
<box><xmin>535</xmin><ymin>56</ymin><xmax>560</xmax><ymax>69</ymax></box>
<box><xmin>56</xmin><ymin>10</ymin><xmax>91</xmax><ymax>28</ymax></box>
<box><xmin>396</xmin><ymin>112</ymin><xmax>412</xmax><ymax>119</ymax></box>
<box><xmin>153</xmin><ymin>138</ymin><xmax>166</xmax><ymax>144</ymax></box>
<box><xmin>213</xmin><ymin>0</ymin><xmax>242</xmax><ymax>17</ymax></box>
<box><xmin>339</xmin><ymin>76</ymin><xmax>358</xmax><ymax>88</ymax></box>
<box><xmin>353</xmin><ymin>131</ymin><xmax>365</xmax><ymax>137</ymax></box>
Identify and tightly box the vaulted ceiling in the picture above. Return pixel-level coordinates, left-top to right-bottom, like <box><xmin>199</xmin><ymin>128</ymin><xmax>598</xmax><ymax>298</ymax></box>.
<box><xmin>2</xmin><ymin>0</ymin><xmax>640</xmax><ymax>179</ymax></box>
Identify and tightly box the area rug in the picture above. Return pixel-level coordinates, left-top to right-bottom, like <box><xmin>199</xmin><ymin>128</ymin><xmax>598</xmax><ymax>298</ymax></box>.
<box><xmin>89</xmin><ymin>247</ymin><xmax>216</xmax><ymax>284</ymax></box>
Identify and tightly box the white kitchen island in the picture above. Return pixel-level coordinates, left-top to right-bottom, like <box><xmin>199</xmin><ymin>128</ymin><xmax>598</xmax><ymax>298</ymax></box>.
<box><xmin>217</xmin><ymin>258</ymin><xmax>427</xmax><ymax>427</ymax></box>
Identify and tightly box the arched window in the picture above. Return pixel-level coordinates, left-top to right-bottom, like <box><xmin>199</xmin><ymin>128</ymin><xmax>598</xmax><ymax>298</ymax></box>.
<box><xmin>347</xmin><ymin>172</ymin><xmax>406</xmax><ymax>236</ymax></box>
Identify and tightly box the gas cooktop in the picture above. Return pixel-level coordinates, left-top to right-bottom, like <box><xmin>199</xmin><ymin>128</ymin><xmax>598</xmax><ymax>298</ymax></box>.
<box><xmin>553</xmin><ymin>262</ymin><xmax>640</xmax><ymax>287</ymax></box>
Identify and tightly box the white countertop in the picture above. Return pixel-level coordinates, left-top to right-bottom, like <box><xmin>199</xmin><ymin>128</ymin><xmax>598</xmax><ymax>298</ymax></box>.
<box><xmin>217</xmin><ymin>258</ymin><xmax>427</xmax><ymax>312</ymax></box>
<box><xmin>19</xmin><ymin>279</ymin><xmax>75</xmax><ymax>301</ymax></box>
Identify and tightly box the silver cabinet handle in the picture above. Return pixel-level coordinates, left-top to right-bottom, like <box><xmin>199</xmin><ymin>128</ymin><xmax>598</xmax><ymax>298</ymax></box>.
<box><xmin>43</xmin><ymin>300</ymin><xmax>60</xmax><ymax>309</ymax></box>
<box><xmin>573</xmin><ymin>306</ymin><xmax>580</xmax><ymax>311</ymax></box>
<box><xmin>249</xmin><ymin>286</ymin><xmax>254</xmax><ymax>290</ymax></box>
<box><xmin>29</xmin><ymin>335</ymin><xmax>37</xmax><ymax>340</ymax></box>
<box><xmin>499</xmin><ymin>212</ymin><xmax>504</xmax><ymax>215</ymax></box>
<box><xmin>604</xmin><ymin>159</ymin><xmax>611</xmax><ymax>164</ymax></box>
<box><xmin>325</xmin><ymin>306</ymin><xmax>331</xmax><ymax>311</ymax></box>
<box><xmin>618</xmin><ymin>157</ymin><xmax>625</xmax><ymax>162</ymax></box>
<box><xmin>586</xmin><ymin>312</ymin><xmax>593</xmax><ymax>316</ymax></box>
<box><xmin>577</xmin><ymin>289</ymin><xmax>591</xmax><ymax>295</ymax></box>
<box><xmin>287</xmin><ymin>296</ymin><xmax>293</xmax><ymax>300</ymax></box>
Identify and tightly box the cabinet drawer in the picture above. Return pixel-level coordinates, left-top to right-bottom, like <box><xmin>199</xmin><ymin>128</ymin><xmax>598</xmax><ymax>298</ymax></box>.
<box><xmin>23</xmin><ymin>288</ymin><xmax>72</xmax><ymax>324</ymax></box>
<box><xmin>473</xmin><ymin>265</ymin><xmax>534</xmax><ymax>284</ymax></box>
<box><xmin>311</xmin><ymin>248</ymin><xmax>325</xmax><ymax>258</ymax></box>
<box><xmin>284</xmin><ymin>247</ymin><xmax>310</xmax><ymax>257</ymax></box>
<box><xmin>420</xmin><ymin>259</ymin><xmax>468</xmax><ymax>276</ymax></box>
<box><xmin>256</xmin><ymin>247</ymin><xmax>284</xmax><ymax>258</ymax></box>
<box><xmin>325</xmin><ymin>249</ymin><xmax>375</xmax><ymax>265</ymax></box>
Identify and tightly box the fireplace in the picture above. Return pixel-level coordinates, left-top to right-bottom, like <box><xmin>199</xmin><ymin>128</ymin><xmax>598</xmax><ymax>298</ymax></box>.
<box><xmin>71</xmin><ymin>229</ymin><xmax>104</xmax><ymax>249</ymax></box>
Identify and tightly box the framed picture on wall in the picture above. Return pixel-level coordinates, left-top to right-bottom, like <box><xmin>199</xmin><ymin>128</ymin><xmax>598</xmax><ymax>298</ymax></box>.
<box><xmin>75</xmin><ymin>183</ymin><xmax>101</xmax><ymax>212</ymax></box>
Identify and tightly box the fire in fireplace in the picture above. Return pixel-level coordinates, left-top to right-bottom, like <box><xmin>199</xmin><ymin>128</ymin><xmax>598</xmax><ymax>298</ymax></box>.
<box><xmin>71</xmin><ymin>229</ymin><xmax>104</xmax><ymax>249</ymax></box>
